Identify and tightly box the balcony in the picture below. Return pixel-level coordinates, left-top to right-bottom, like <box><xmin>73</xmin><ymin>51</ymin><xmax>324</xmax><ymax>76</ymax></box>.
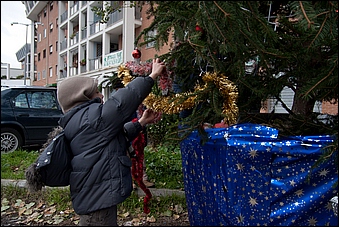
<box><xmin>81</xmin><ymin>1</ymin><xmax>87</xmax><ymax>8</ymax></box>
<box><xmin>60</xmin><ymin>39</ymin><xmax>67</xmax><ymax>51</ymax></box>
<box><xmin>70</xmin><ymin>2</ymin><xmax>79</xmax><ymax>16</ymax></box>
<box><xmin>60</xmin><ymin>10</ymin><xmax>68</xmax><ymax>24</ymax></box>
<box><xmin>89</xmin><ymin>56</ymin><xmax>102</xmax><ymax>71</ymax></box>
<box><xmin>70</xmin><ymin>32</ymin><xmax>79</xmax><ymax>46</ymax></box>
<box><xmin>107</xmin><ymin>10</ymin><xmax>123</xmax><ymax>27</ymax></box>
<box><xmin>89</xmin><ymin>21</ymin><xmax>103</xmax><ymax>36</ymax></box>
<box><xmin>69</xmin><ymin>66</ymin><xmax>78</xmax><ymax>76</ymax></box>
<box><xmin>81</xmin><ymin>27</ymin><xmax>87</xmax><ymax>41</ymax></box>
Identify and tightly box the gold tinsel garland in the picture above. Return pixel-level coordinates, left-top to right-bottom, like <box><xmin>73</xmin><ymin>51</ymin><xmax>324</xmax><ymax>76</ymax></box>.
<box><xmin>117</xmin><ymin>65</ymin><xmax>239</xmax><ymax>125</ymax></box>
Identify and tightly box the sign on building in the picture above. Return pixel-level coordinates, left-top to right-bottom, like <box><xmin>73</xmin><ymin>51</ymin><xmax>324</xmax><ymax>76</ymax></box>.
<box><xmin>103</xmin><ymin>51</ymin><xmax>123</xmax><ymax>67</ymax></box>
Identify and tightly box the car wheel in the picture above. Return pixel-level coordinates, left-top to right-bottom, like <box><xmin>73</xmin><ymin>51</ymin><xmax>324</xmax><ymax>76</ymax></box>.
<box><xmin>1</xmin><ymin>128</ymin><xmax>23</xmax><ymax>153</ymax></box>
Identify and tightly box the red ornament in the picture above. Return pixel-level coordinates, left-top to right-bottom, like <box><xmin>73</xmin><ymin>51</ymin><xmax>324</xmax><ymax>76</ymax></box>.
<box><xmin>195</xmin><ymin>24</ymin><xmax>203</xmax><ymax>32</ymax></box>
<box><xmin>132</xmin><ymin>48</ymin><xmax>141</xmax><ymax>59</ymax></box>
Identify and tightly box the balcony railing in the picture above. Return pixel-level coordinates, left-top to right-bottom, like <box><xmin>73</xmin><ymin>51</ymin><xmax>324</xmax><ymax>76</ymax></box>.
<box><xmin>80</xmin><ymin>65</ymin><xmax>87</xmax><ymax>73</ymax></box>
<box><xmin>70</xmin><ymin>32</ymin><xmax>79</xmax><ymax>46</ymax></box>
<box><xmin>89</xmin><ymin>21</ymin><xmax>103</xmax><ymax>36</ymax></box>
<box><xmin>81</xmin><ymin>27</ymin><xmax>87</xmax><ymax>41</ymax></box>
<box><xmin>81</xmin><ymin>1</ymin><xmax>87</xmax><ymax>8</ymax></box>
<box><xmin>135</xmin><ymin>6</ymin><xmax>141</xmax><ymax>19</ymax></box>
<box><xmin>70</xmin><ymin>2</ymin><xmax>79</xmax><ymax>16</ymax></box>
<box><xmin>107</xmin><ymin>10</ymin><xmax>123</xmax><ymax>27</ymax></box>
<box><xmin>60</xmin><ymin>10</ymin><xmax>68</xmax><ymax>24</ymax></box>
<box><xmin>69</xmin><ymin>66</ymin><xmax>78</xmax><ymax>76</ymax></box>
<box><xmin>89</xmin><ymin>56</ymin><xmax>102</xmax><ymax>71</ymax></box>
<box><xmin>60</xmin><ymin>39</ymin><xmax>67</xmax><ymax>51</ymax></box>
<box><xmin>59</xmin><ymin>69</ymin><xmax>67</xmax><ymax>79</ymax></box>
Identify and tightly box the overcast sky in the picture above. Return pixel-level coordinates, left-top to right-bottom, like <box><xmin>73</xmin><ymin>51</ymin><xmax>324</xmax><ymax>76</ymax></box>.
<box><xmin>1</xmin><ymin>1</ymin><xmax>32</xmax><ymax>69</ymax></box>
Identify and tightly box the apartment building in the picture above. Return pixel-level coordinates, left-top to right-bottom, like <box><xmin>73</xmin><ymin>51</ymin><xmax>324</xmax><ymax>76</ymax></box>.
<box><xmin>23</xmin><ymin>1</ymin><xmax>170</xmax><ymax>99</ymax></box>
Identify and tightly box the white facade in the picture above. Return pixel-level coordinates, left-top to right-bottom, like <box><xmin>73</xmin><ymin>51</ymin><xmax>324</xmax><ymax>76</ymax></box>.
<box><xmin>266</xmin><ymin>87</ymin><xmax>322</xmax><ymax>113</ymax></box>
<box><xmin>1</xmin><ymin>79</ymin><xmax>31</xmax><ymax>86</ymax></box>
<box><xmin>1</xmin><ymin>63</ymin><xmax>24</xmax><ymax>79</ymax></box>
<box><xmin>56</xmin><ymin>1</ymin><xmax>141</xmax><ymax>100</ymax></box>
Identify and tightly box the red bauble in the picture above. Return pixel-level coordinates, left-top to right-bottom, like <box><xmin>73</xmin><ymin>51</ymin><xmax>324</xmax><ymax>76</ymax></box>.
<box><xmin>132</xmin><ymin>49</ymin><xmax>141</xmax><ymax>59</ymax></box>
<box><xmin>195</xmin><ymin>25</ymin><xmax>203</xmax><ymax>32</ymax></box>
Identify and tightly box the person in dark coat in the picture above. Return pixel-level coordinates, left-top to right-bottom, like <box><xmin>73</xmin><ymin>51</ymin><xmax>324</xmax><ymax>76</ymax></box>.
<box><xmin>56</xmin><ymin>58</ymin><xmax>165</xmax><ymax>226</ymax></box>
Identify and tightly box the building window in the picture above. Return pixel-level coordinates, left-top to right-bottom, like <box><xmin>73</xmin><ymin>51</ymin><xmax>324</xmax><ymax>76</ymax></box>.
<box><xmin>55</xmin><ymin>65</ymin><xmax>58</xmax><ymax>76</ymax></box>
<box><xmin>49</xmin><ymin>67</ymin><xmax>53</xmax><ymax>78</ymax></box>
<box><xmin>44</xmin><ymin>29</ymin><xmax>47</xmax><ymax>38</ymax></box>
<box><xmin>50</xmin><ymin>2</ymin><xmax>53</xmax><ymax>11</ymax></box>
<box><xmin>43</xmin><ymin>49</ymin><xmax>46</xmax><ymax>58</ymax></box>
<box><xmin>37</xmin><ymin>72</ymin><xmax>41</xmax><ymax>81</ymax></box>
<box><xmin>38</xmin><ymin>53</ymin><xmax>41</xmax><ymax>61</ymax></box>
<box><xmin>44</xmin><ymin>8</ymin><xmax>47</xmax><ymax>17</ymax></box>
<box><xmin>146</xmin><ymin>29</ymin><xmax>157</xmax><ymax>48</ymax></box>
<box><xmin>42</xmin><ymin>70</ymin><xmax>46</xmax><ymax>79</ymax></box>
<box><xmin>49</xmin><ymin>23</ymin><xmax>53</xmax><ymax>32</ymax></box>
<box><xmin>38</xmin><ymin>34</ymin><xmax>41</xmax><ymax>42</ymax></box>
<box><xmin>49</xmin><ymin>45</ymin><xmax>53</xmax><ymax>54</ymax></box>
<box><xmin>56</xmin><ymin>18</ymin><xmax>58</xmax><ymax>28</ymax></box>
<box><xmin>56</xmin><ymin>41</ymin><xmax>58</xmax><ymax>51</ymax></box>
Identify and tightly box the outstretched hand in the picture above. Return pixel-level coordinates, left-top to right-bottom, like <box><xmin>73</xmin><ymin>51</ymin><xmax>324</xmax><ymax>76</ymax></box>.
<box><xmin>149</xmin><ymin>58</ymin><xmax>166</xmax><ymax>80</ymax></box>
<box><xmin>138</xmin><ymin>109</ymin><xmax>162</xmax><ymax>126</ymax></box>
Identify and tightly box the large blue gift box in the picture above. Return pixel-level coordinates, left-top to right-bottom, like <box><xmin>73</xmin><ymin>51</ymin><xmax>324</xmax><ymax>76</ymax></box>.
<box><xmin>180</xmin><ymin>123</ymin><xmax>338</xmax><ymax>226</ymax></box>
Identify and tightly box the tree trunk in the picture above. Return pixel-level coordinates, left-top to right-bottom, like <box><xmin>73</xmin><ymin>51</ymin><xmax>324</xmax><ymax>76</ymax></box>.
<box><xmin>291</xmin><ymin>89</ymin><xmax>316</xmax><ymax>117</ymax></box>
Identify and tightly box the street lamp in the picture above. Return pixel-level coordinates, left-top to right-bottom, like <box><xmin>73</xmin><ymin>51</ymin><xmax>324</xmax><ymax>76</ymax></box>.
<box><xmin>11</xmin><ymin>22</ymin><xmax>29</xmax><ymax>85</ymax></box>
<box><xmin>11</xmin><ymin>22</ymin><xmax>43</xmax><ymax>85</ymax></box>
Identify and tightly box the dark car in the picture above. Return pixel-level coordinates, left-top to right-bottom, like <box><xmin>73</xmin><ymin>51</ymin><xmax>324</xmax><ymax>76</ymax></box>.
<box><xmin>1</xmin><ymin>85</ymin><xmax>63</xmax><ymax>153</ymax></box>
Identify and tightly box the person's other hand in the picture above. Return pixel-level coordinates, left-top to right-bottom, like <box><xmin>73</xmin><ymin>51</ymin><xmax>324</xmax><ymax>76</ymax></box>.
<box><xmin>138</xmin><ymin>109</ymin><xmax>162</xmax><ymax>126</ymax></box>
<box><xmin>149</xmin><ymin>58</ymin><xmax>165</xmax><ymax>80</ymax></box>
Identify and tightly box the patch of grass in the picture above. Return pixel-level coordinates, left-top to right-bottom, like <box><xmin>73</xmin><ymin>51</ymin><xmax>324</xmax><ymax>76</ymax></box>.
<box><xmin>1</xmin><ymin>145</ymin><xmax>185</xmax><ymax>190</ymax></box>
<box><xmin>1</xmin><ymin>150</ymin><xmax>39</xmax><ymax>179</ymax></box>
<box><xmin>144</xmin><ymin>144</ymin><xmax>184</xmax><ymax>190</ymax></box>
<box><xmin>119</xmin><ymin>191</ymin><xmax>187</xmax><ymax>218</ymax></box>
<box><xmin>45</xmin><ymin>187</ymin><xmax>73</xmax><ymax>210</ymax></box>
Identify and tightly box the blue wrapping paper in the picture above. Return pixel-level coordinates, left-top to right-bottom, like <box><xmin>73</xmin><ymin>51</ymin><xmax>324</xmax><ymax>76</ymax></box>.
<box><xmin>180</xmin><ymin>123</ymin><xmax>338</xmax><ymax>226</ymax></box>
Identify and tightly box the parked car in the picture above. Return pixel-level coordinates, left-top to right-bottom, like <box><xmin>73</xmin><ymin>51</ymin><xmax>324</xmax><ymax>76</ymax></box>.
<box><xmin>1</xmin><ymin>85</ymin><xmax>63</xmax><ymax>153</ymax></box>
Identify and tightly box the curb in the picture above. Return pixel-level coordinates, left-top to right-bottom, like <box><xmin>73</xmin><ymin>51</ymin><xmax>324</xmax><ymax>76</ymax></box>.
<box><xmin>1</xmin><ymin>179</ymin><xmax>185</xmax><ymax>198</ymax></box>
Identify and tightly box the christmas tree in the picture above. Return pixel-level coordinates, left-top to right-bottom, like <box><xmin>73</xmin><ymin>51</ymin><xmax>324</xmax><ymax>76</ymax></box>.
<box><xmin>94</xmin><ymin>1</ymin><xmax>337</xmax><ymax>172</ymax></box>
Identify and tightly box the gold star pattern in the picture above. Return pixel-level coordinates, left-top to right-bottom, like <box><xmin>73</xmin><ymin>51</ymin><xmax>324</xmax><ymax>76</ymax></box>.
<box><xmin>236</xmin><ymin>163</ymin><xmax>245</xmax><ymax>172</ymax></box>
<box><xmin>325</xmin><ymin>202</ymin><xmax>333</xmax><ymax>211</ymax></box>
<box><xmin>308</xmin><ymin>216</ymin><xmax>317</xmax><ymax>225</ymax></box>
<box><xmin>249</xmin><ymin>197</ymin><xmax>258</xmax><ymax>206</ymax></box>
<box><xmin>289</xmin><ymin>179</ymin><xmax>297</xmax><ymax>186</ymax></box>
<box><xmin>294</xmin><ymin>189</ymin><xmax>304</xmax><ymax>197</ymax></box>
<box><xmin>249</xmin><ymin>147</ymin><xmax>259</xmax><ymax>159</ymax></box>
<box><xmin>319</xmin><ymin>168</ymin><xmax>329</xmax><ymax>177</ymax></box>
<box><xmin>236</xmin><ymin>214</ymin><xmax>244</xmax><ymax>224</ymax></box>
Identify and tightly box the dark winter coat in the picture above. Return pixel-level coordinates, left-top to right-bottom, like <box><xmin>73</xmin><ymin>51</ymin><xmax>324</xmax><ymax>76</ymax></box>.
<box><xmin>58</xmin><ymin>76</ymin><xmax>154</xmax><ymax>215</ymax></box>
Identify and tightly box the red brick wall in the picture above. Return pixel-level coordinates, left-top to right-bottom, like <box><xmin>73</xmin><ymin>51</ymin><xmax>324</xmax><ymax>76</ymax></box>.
<box><xmin>34</xmin><ymin>1</ymin><xmax>59</xmax><ymax>86</ymax></box>
<box><xmin>136</xmin><ymin>3</ymin><xmax>172</xmax><ymax>62</ymax></box>
<box><xmin>322</xmin><ymin>100</ymin><xmax>338</xmax><ymax>115</ymax></box>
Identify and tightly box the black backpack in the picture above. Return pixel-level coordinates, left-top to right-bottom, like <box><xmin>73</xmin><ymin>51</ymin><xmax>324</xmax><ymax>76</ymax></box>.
<box><xmin>25</xmin><ymin>126</ymin><xmax>73</xmax><ymax>192</ymax></box>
